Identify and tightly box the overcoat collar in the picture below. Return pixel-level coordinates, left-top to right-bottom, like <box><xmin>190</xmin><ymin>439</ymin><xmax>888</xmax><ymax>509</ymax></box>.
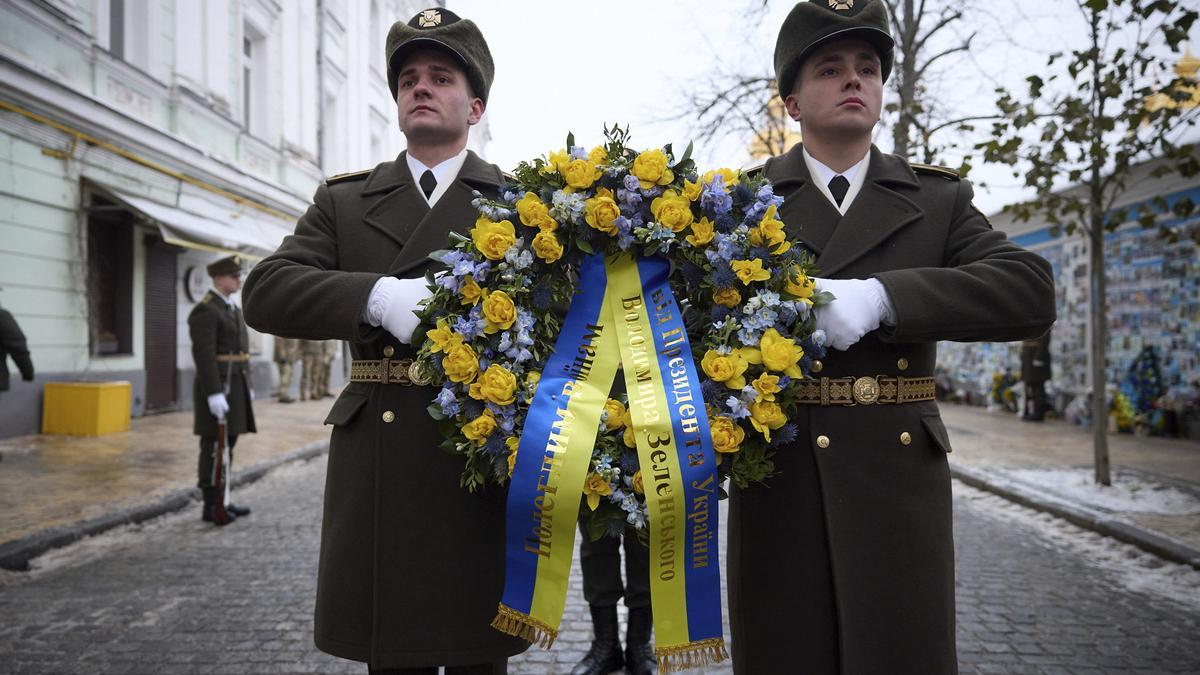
<box><xmin>359</xmin><ymin>150</ymin><xmax>504</xmax><ymax>278</ymax></box>
<box><xmin>767</xmin><ymin>144</ymin><xmax>924</xmax><ymax>278</ymax></box>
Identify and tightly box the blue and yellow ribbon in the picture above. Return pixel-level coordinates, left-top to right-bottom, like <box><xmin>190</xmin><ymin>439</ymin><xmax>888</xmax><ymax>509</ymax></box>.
<box><xmin>493</xmin><ymin>254</ymin><xmax>726</xmax><ymax>672</ymax></box>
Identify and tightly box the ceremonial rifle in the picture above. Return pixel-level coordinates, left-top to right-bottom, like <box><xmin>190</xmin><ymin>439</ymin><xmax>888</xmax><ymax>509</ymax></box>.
<box><xmin>210</xmin><ymin>359</ymin><xmax>234</xmax><ymax>525</ymax></box>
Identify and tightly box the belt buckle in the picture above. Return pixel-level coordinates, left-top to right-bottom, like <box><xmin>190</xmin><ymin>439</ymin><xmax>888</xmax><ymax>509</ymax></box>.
<box><xmin>852</xmin><ymin>376</ymin><xmax>880</xmax><ymax>405</ymax></box>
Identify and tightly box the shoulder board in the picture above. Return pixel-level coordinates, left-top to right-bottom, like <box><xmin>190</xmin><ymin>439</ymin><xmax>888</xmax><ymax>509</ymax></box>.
<box><xmin>200</xmin><ymin>292</ymin><xmax>213</xmax><ymax>304</ymax></box>
<box><xmin>742</xmin><ymin>162</ymin><xmax>766</xmax><ymax>178</ymax></box>
<box><xmin>501</xmin><ymin>171</ymin><xmax>517</xmax><ymax>183</ymax></box>
<box><xmin>911</xmin><ymin>163</ymin><xmax>960</xmax><ymax>180</ymax></box>
<box><xmin>325</xmin><ymin>169</ymin><xmax>371</xmax><ymax>185</ymax></box>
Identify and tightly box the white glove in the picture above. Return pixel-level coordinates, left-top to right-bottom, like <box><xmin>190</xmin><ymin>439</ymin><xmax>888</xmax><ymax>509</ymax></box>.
<box><xmin>812</xmin><ymin>277</ymin><xmax>896</xmax><ymax>351</ymax></box>
<box><xmin>363</xmin><ymin>276</ymin><xmax>433</xmax><ymax>344</ymax></box>
<box><xmin>207</xmin><ymin>392</ymin><xmax>230</xmax><ymax>420</ymax></box>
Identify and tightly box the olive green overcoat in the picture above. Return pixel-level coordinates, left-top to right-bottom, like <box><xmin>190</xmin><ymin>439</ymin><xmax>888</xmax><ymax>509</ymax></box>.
<box><xmin>188</xmin><ymin>291</ymin><xmax>256</xmax><ymax>437</ymax></box>
<box><xmin>242</xmin><ymin>151</ymin><xmax>526</xmax><ymax>668</ymax></box>
<box><xmin>727</xmin><ymin>145</ymin><xmax>1056</xmax><ymax>674</ymax></box>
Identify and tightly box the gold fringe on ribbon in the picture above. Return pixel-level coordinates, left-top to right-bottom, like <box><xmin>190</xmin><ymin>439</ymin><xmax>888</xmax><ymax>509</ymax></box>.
<box><xmin>490</xmin><ymin>603</ymin><xmax>559</xmax><ymax>650</ymax></box>
<box><xmin>655</xmin><ymin>638</ymin><xmax>729</xmax><ymax>674</ymax></box>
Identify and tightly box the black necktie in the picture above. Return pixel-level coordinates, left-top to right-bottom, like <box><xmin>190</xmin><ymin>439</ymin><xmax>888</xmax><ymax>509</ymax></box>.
<box><xmin>828</xmin><ymin>175</ymin><xmax>850</xmax><ymax>207</ymax></box>
<box><xmin>419</xmin><ymin>170</ymin><xmax>437</xmax><ymax>199</ymax></box>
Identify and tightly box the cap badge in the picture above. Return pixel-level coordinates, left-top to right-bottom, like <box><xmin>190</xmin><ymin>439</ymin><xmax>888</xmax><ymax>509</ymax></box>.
<box><xmin>417</xmin><ymin>9</ymin><xmax>442</xmax><ymax>27</ymax></box>
<box><xmin>829</xmin><ymin>0</ymin><xmax>854</xmax><ymax>10</ymax></box>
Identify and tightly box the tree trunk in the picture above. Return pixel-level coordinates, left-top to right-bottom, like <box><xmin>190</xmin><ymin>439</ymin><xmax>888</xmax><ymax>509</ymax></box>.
<box><xmin>891</xmin><ymin>0</ymin><xmax>918</xmax><ymax>159</ymax></box>
<box><xmin>1089</xmin><ymin>217</ymin><xmax>1111</xmax><ymax>486</ymax></box>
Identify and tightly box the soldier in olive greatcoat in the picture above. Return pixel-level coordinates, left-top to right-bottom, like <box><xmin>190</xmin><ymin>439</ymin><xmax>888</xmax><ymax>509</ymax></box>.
<box><xmin>189</xmin><ymin>255</ymin><xmax>256</xmax><ymax>525</ymax></box>
<box><xmin>1021</xmin><ymin>331</ymin><xmax>1052</xmax><ymax>421</ymax></box>
<box><xmin>727</xmin><ymin>3</ymin><xmax>1057</xmax><ymax>674</ymax></box>
<box><xmin>243</xmin><ymin>8</ymin><xmax>525</xmax><ymax>673</ymax></box>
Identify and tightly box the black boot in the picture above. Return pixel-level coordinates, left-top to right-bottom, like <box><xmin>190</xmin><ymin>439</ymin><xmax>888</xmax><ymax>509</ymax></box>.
<box><xmin>625</xmin><ymin>605</ymin><xmax>656</xmax><ymax>675</ymax></box>
<box><xmin>201</xmin><ymin>487</ymin><xmax>236</xmax><ymax>525</ymax></box>
<box><xmin>227</xmin><ymin>503</ymin><xmax>251</xmax><ymax>517</ymax></box>
<box><xmin>571</xmin><ymin>605</ymin><xmax>624</xmax><ymax>675</ymax></box>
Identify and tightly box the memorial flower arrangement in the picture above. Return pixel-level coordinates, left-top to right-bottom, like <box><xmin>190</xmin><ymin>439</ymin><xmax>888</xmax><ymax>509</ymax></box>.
<box><xmin>413</xmin><ymin>126</ymin><xmax>830</xmax><ymax>537</ymax></box>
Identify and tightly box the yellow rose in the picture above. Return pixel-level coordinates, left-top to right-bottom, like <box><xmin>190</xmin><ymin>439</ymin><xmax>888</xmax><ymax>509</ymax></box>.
<box><xmin>542</xmin><ymin>149</ymin><xmax>570</xmax><ymax>175</ymax></box>
<box><xmin>743</xmin><ymin>328</ymin><xmax>803</xmax><ymax>378</ymax></box>
<box><xmin>468</xmin><ymin>364</ymin><xmax>518</xmax><ymax>406</ymax></box>
<box><xmin>516</xmin><ymin>192</ymin><xmax>557</xmax><ymax>231</ymax></box>
<box><xmin>426</xmin><ymin>318</ymin><xmax>463</xmax><ymax>354</ymax></box>
<box><xmin>748</xmin><ymin>400</ymin><xmax>787</xmax><ymax>441</ymax></box>
<box><xmin>622</xmin><ymin>423</ymin><xmax>637</xmax><ymax>449</ymax></box>
<box><xmin>506</xmin><ymin>438</ymin><xmax>519</xmax><ymax>476</ymax></box>
<box><xmin>459</xmin><ymin>275</ymin><xmax>482</xmax><ymax>306</ymax></box>
<box><xmin>650</xmin><ymin>190</ymin><xmax>694</xmax><ymax>232</ymax></box>
<box><xmin>532</xmin><ymin>230</ymin><xmax>564</xmax><ymax>263</ymax></box>
<box><xmin>525</xmin><ymin>370</ymin><xmax>541</xmax><ymax>402</ymax></box>
<box><xmin>713</xmin><ymin>287</ymin><xmax>741</xmax><ymax>308</ymax></box>
<box><xmin>471</xmin><ymin>217</ymin><xmax>516</xmax><ymax>261</ymax></box>
<box><xmin>701</xmin><ymin>349</ymin><xmax>749</xmax><ymax>390</ymax></box>
<box><xmin>603</xmin><ymin>398</ymin><xmax>627</xmax><ymax>430</ymax></box>
<box><xmin>563</xmin><ymin>157</ymin><xmax>602</xmax><ymax>190</ymax></box>
<box><xmin>701</xmin><ymin>168</ymin><xmax>740</xmax><ymax>191</ymax></box>
<box><xmin>583</xmin><ymin>472</ymin><xmax>613</xmax><ymax>511</ymax></box>
<box><xmin>751</xmin><ymin>372</ymin><xmax>781</xmax><ymax>402</ymax></box>
<box><xmin>462</xmin><ymin>408</ymin><xmax>497</xmax><ymax>442</ymax></box>
<box><xmin>632</xmin><ymin>149</ymin><xmax>674</xmax><ymax>189</ymax></box>
<box><xmin>682</xmin><ymin>178</ymin><xmax>702</xmax><ymax>202</ymax></box>
<box><xmin>585</xmin><ymin>187</ymin><xmax>622</xmax><ymax>235</ymax></box>
<box><xmin>731</xmin><ymin>258</ymin><xmax>771</xmax><ymax>285</ymax></box>
<box><xmin>481</xmin><ymin>289</ymin><xmax>517</xmax><ymax>334</ymax></box>
<box><xmin>631</xmin><ymin>470</ymin><xmax>644</xmax><ymax>495</ymax></box>
<box><xmin>686</xmin><ymin>217</ymin><xmax>715</xmax><ymax>247</ymax></box>
<box><xmin>785</xmin><ymin>268</ymin><xmax>816</xmax><ymax>305</ymax></box>
<box><xmin>442</xmin><ymin>342</ymin><xmax>479</xmax><ymax>384</ymax></box>
<box><xmin>588</xmin><ymin>145</ymin><xmax>608</xmax><ymax>165</ymax></box>
<box><xmin>710</xmin><ymin>415</ymin><xmax>745</xmax><ymax>454</ymax></box>
<box><xmin>750</xmin><ymin>205</ymin><xmax>791</xmax><ymax>254</ymax></box>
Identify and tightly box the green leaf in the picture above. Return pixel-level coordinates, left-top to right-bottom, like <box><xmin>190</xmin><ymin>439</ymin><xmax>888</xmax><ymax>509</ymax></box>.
<box><xmin>427</xmin><ymin>403</ymin><xmax>447</xmax><ymax>421</ymax></box>
<box><xmin>566</xmin><ymin>131</ymin><xmax>575</xmax><ymax>150</ymax></box>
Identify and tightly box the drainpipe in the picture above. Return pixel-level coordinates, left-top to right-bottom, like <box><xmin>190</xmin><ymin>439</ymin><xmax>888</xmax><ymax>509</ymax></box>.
<box><xmin>316</xmin><ymin>0</ymin><xmax>325</xmax><ymax>173</ymax></box>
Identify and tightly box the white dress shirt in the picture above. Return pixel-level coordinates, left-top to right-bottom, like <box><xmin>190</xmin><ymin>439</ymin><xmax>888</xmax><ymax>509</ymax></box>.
<box><xmin>803</xmin><ymin>148</ymin><xmax>871</xmax><ymax>216</ymax></box>
<box><xmin>406</xmin><ymin>148</ymin><xmax>469</xmax><ymax>208</ymax></box>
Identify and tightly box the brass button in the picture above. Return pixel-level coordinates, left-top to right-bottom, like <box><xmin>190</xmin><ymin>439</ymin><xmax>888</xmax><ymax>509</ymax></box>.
<box><xmin>897</xmin><ymin>357</ymin><xmax>909</xmax><ymax>371</ymax></box>
<box><xmin>811</xmin><ymin>360</ymin><xmax>823</xmax><ymax>374</ymax></box>
<box><xmin>900</xmin><ymin>431</ymin><xmax>912</xmax><ymax>446</ymax></box>
<box><xmin>816</xmin><ymin>435</ymin><xmax>830</xmax><ymax>449</ymax></box>
<box><xmin>382</xmin><ymin>411</ymin><xmax>395</xmax><ymax>423</ymax></box>
<box><xmin>383</xmin><ymin>345</ymin><xmax>395</xmax><ymax>357</ymax></box>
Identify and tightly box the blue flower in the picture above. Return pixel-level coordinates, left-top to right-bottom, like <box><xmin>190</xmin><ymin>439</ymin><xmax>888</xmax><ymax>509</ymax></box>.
<box><xmin>505</xmin><ymin>247</ymin><xmax>533</xmax><ymax>271</ymax></box>
<box><xmin>569</xmin><ymin>145</ymin><xmax>588</xmax><ymax>160</ymax></box>
<box><xmin>626</xmin><ymin>507</ymin><xmax>647</xmax><ymax>529</ymax></box>
<box><xmin>726</xmin><ymin>395</ymin><xmax>751</xmax><ymax>419</ymax></box>
<box><xmin>701</xmin><ymin>181</ymin><xmax>733</xmax><ymax>216</ymax></box>
<box><xmin>769</xmin><ymin>423</ymin><xmax>798</xmax><ymax>447</ymax></box>
<box><xmin>531</xmin><ymin>284</ymin><xmax>553</xmax><ymax>310</ymax></box>
<box><xmin>435</xmin><ymin>386</ymin><xmax>460</xmax><ymax>416</ymax></box>
<box><xmin>623</xmin><ymin>174</ymin><xmax>641</xmax><ymax>192</ymax></box>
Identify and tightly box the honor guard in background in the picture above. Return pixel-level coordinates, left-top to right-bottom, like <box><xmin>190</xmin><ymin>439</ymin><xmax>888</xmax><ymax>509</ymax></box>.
<box><xmin>189</xmin><ymin>255</ymin><xmax>256</xmax><ymax>525</ymax></box>
<box><xmin>300</xmin><ymin>339</ymin><xmax>324</xmax><ymax>401</ymax></box>
<box><xmin>1021</xmin><ymin>330</ymin><xmax>1052</xmax><ymax>421</ymax></box>
<box><xmin>320</xmin><ymin>339</ymin><xmax>339</xmax><ymax>397</ymax></box>
<box><xmin>727</xmin><ymin>2</ymin><xmax>1056</xmax><ymax>673</ymax></box>
<box><xmin>0</xmin><ymin>301</ymin><xmax>35</xmax><ymax>392</ymax></box>
<box><xmin>243</xmin><ymin>8</ymin><xmax>526</xmax><ymax>672</ymax></box>
<box><xmin>572</xmin><ymin>523</ymin><xmax>654</xmax><ymax>675</ymax></box>
<box><xmin>273</xmin><ymin>336</ymin><xmax>299</xmax><ymax>403</ymax></box>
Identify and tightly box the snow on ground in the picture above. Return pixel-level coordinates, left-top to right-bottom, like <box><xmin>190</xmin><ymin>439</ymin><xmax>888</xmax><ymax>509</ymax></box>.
<box><xmin>1001</xmin><ymin>468</ymin><xmax>1200</xmax><ymax>515</ymax></box>
<box><xmin>955</xmin><ymin>480</ymin><xmax>1200</xmax><ymax>612</ymax></box>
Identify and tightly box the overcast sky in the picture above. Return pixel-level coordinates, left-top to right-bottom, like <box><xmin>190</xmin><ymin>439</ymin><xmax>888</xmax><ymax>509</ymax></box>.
<box><xmin>453</xmin><ymin>0</ymin><xmax>1199</xmax><ymax>215</ymax></box>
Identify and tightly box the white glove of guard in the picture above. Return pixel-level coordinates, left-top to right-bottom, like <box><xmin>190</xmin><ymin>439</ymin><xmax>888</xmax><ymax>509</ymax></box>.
<box><xmin>364</xmin><ymin>276</ymin><xmax>433</xmax><ymax>344</ymax></box>
<box><xmin>207</xmin><ymin>392</ymin><xmax>230</xmax><ymax>420</ymax></box>
<box><xmin>812</xmin><ymin>277</ymin><xmax>896</xmax><ymax>351</ymax></box>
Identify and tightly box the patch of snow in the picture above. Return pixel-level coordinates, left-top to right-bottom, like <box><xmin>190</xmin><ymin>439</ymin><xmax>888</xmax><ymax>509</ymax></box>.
<box><xmin>1001</xmin><ymin>468</ymin><xmax>1200</xmax><ymax>515</ymax></box>
<box><xmin>956</xmin><ymin>480</ymin><xmax>1200</xmax><ymax>612</ymax></box>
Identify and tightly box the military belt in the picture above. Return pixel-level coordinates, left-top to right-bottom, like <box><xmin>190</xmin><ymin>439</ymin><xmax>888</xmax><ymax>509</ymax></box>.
<box><xmin>794</xmin><ymin>375</ymin><xmax>936</xmax><ymax>406</ymax></box>
<box><xmin>349</xmin><ymin>358</ymin><xmax>429</xmax><ymax>386</ymax></box>
<box><xmin>215</xmin><ymin>353</ymin><xmax>250</xmax><ymax>363</ymax></box>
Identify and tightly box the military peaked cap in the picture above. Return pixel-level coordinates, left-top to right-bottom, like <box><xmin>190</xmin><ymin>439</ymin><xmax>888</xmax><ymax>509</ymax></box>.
<box><xmin>206</xmin><ymin>255</ymin><xmax>244</xmax><ymax>277</ymax></box>
<box><xmin>775</xmin><ymin>0</ymin><xmax>895</xmax><ymax>98</ymax></box>
<box><xmin>385</xmin><ymin>8</ymin><xmax>494</xmax><ymax>104</ymax></box>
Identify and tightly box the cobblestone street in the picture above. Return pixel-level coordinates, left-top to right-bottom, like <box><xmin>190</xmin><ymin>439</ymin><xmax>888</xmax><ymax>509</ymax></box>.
<box><xmin>1</xmin><ymin>454</ymin><xmax>1198</xmax><ymax>674</ymax></box>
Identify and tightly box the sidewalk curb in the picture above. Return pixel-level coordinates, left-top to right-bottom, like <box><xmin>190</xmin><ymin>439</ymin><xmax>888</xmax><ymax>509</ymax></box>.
<box><xmin>0</xmin><ymin>440</ymin><xmax>329</xmax><ymax>572</ymax></box>
<box><xmin>950</xmin><ymin>462</ymin><xmax>1200</xmax><ymax>571</ymax></box>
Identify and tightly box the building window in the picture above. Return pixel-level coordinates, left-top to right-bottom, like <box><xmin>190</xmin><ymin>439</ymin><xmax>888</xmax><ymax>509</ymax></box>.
<box><xmin>109</xmin><ymin>0</ymin><xmax>125</xmax><ymax>60</ymax></box>
<box><xmin>87</xmin><ymin>197</ymin><xmax>134</xmax><ymax>356</ymax></box>
<box><xmin>242</xmin><ymin>24</ymin><xmax>268</xmax><ymax>136</ymax></box>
